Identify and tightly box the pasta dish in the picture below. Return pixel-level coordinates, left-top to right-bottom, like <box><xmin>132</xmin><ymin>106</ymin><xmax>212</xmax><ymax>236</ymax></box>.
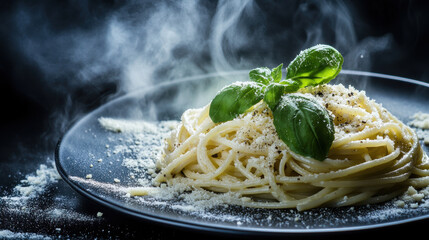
<box><xmin>129</xmin><ymin>45</ymin><xmax>429</xmax><ymax>211</ymax></box>
<box><xmin>154</xmin><ymin>84</ymin><xmax>428</xmax><ymax>211</ymax></box>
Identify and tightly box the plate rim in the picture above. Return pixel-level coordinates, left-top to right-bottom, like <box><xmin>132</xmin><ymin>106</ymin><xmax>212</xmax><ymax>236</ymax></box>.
<box><xmin>55</xmin><ymin>70</ymin><xmax>429</xmax><ymax>235</ymax></box>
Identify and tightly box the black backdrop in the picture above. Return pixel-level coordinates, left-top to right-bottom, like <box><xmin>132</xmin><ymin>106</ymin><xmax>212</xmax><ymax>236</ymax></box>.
<box><xmin>1</xmin><ymin>1</ymin><xmax>429</xmax><ymax>239</ymax></box>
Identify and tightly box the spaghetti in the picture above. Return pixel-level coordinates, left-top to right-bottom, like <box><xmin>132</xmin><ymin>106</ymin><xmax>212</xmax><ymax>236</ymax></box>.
<box><xmin>153</xmin><ymin>84</ymin><xmax>429</xmax><ymax>211</ymax></box>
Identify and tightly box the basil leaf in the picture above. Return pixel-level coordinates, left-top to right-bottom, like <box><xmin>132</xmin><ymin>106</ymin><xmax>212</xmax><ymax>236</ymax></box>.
<box><xmin>279</xmin><ymin>79</ymin><xmax>300</xmax><ymax>92</ymax></box>
<box><xmin>264</xmin><ymin>80</ymin><xmax>299</xmax><ymax>111</ymax></box>
<box><xmin>264</xmin><ymin>80</ymin><xmax>300</xmax><ymax>110</ymax></box>
<box><xmin>286</xmin><ymin>44</ymin><xmax>343</xmax><ymax>88</ymax></box>
<box><xmin>264</xmin><ymin>83</ymin><xmax>286</xmax><ymax>110</ymax></box>
<box><xmin>249</xmin><ymin>67</ymin><xmax>272</xmax><ymax>85</ymax></box>
<box><xmin>209</xmin><ymin>82</ymin><xmax>264</xmax><ymax>123</ymax></box>
<box><xmin>249</xmin><ymin>64</ymin><xmax>284</xmax><ymax>85</ymax></box>
<box><xmin>273</xmin><ymin>95</ymin><xmax>334</xmax><ymax>161</ymax></box>
<box><xmin>271</xmin><ymin>63</ymin><xmax>283</xmax><ymax>83</ymax></box>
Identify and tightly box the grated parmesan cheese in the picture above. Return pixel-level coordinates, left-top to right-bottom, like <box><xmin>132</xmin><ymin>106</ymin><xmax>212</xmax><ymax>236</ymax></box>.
<box><xmin>14</xmin><ymin>160</ymin><xmax>62</xmax><ymax>197</ymax></box>
<box><xmin>409</xmin><ymin>112</ymin><xmax>429</xmax><ymax>129</ymax></box>
<box><xmin>1</xmin><ymin>159</ymin><xmax>99</xmax><ymax>239</ymax></box>
<box><xmin>409</xmin><ymin>112</ymin><xmax>429</xmax><ymax>145</ymax></box>
<box><xmin>395</xmin><ymin>186</ymin><xmax>429</xmax><ymax>208</ymax></box>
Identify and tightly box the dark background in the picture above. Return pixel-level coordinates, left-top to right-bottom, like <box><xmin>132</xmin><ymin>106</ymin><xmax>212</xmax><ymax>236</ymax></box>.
<box><xmin>1</xmin><ymin>0</ymin><xmax>429</xmax><ymax>239</ymax></box>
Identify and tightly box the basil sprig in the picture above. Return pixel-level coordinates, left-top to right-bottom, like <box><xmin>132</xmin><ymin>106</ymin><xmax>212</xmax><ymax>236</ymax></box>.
<box><xmin>209</xmin><ymin>44</ymin><xmax>343</xmax><ymax>161</ymax></box>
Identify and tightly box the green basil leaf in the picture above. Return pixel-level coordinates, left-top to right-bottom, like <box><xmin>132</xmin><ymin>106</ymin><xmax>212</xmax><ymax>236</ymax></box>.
<box><xmin>249</xmin><ymin>67</ymin><xmax>272</xmax><ymax>85</ymax></box>
<box><xmin>273</xmin><ymin>95</ymin><xmax>334</xmax><ymax>161</ymax></box>
<box><xmin>209</xmin><ymin>82</ymin><xmax>264</xmax><ymax>123</ymax></box>
<box><xmin>264</xmin><ymin>79</ymin><xmax>302</xmax><ymax>110</ymax></box>
<box><xmin>271</xmin><ymin>63</ymin><xmax>283</xmax><ymax>83</ymax></box>
<box><xmin>249</xmin><ymin>64</ymin><xmax>284</xmax><ymax>85</ymax></box>
<box><xmin>279</xmin><ymin>79</ymin><xmax>300</xmax><ymax>93</ymax></box>
<box><xmin>286</xmin><ymin>44</ymin><xmax>343</xmax><ymax>88</ymax></box>
<box><xmin>264</xmin><ymin>83</ymin><xmax>286</xmax><ymax>110</ymax></box>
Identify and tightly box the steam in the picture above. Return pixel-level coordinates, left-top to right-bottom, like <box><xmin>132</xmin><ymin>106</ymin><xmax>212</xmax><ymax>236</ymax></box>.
<box><xmin>210</xmin><ymin>0</ymin><xmax>253</xmax><ymax>72</ymax></box>
<box><xmin>104</xmin><ymin>1</ymin><xmax>213</xmax><ymax>92</ymax></box>
<box><xmin>10</xmin><ymin>0</ymin><xmax>396</xmax><ymax>125</ymax></box>
<box><xmin>14</xmin><ymin>1</ymin><xmax>212</xmax><ymax>93</ymax></box>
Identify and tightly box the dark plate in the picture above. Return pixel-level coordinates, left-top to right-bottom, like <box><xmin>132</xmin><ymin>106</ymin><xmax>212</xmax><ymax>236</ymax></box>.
<box><xmin>55</xmin><ymin>70</ymin><xmax>429</xmax><ymax>235</ymax></box>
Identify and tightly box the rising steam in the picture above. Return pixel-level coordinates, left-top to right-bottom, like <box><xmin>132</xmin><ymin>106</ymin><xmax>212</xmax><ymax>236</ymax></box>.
<box><xmin>11</xmin><ymin>0</ymin><xmax>395</xmax><ymax>117</ymax></box>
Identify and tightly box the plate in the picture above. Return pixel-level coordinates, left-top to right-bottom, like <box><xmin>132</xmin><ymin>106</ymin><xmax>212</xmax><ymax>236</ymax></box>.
<box><xmin>55</xmin><ymin>70</ymin><xmax>429</xmax><ymax>235</ymax></box>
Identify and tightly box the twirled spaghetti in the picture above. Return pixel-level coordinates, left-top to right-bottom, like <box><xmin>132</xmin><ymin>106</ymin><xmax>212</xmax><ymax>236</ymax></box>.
<box><xmin>153</xmin><ymin>84</ymin><xmax>429</xmax><ymax>211</ymax></box>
